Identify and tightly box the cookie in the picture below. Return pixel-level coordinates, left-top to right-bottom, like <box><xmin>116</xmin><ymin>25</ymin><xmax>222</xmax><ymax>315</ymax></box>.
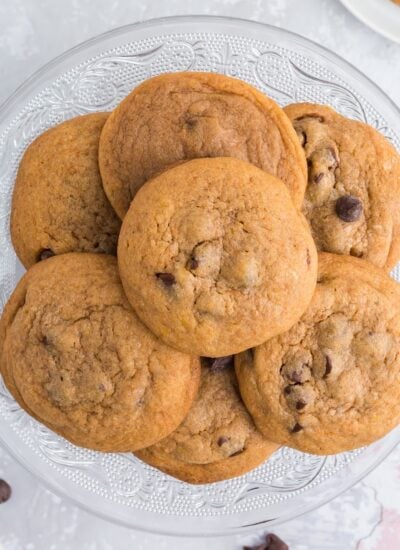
<box><xmin>11</xmin><ymin>113</ymin><xmax>121</xmax><ymax>268</ymax></box>
<box><xmin>0</xmin><ymin>253</ymin><xmax>200</xmax><ymax>452</ymax></box>
<box><xmin>284</xmin><ymin>103</ymin><xmax>400</xmax><ymax>269</ymax></box>
<box><xmin>235</xmin><ymin>253</ymin><xmax>400</xmax><ymax>455</ymax></box>
<box><xmin>136</xmin><ymin>358</ymin><xmax>279</xmax><ymax>484</ymax></box>
<box><xmin>99</xmin><ymin>71</ymin><xmax>307</xmax><ymax>218</ymax></box>
<box><xmin>118</xmin><ymin>157</ymin><xmax>318</xmax><ymax>357</ymax></box>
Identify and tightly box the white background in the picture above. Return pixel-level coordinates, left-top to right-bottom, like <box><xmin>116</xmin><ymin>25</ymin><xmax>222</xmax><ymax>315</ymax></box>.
<box><xmin>1</xmin><ymin>1</ymin><xmax>400</xmax><ymax>548</ymax></box>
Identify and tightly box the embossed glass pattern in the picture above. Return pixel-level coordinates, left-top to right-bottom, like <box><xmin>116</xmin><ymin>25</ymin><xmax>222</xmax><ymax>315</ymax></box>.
<box><xmin>0</xmin><ymin>16</ymin><xmax>400</xmax><ymax>536</ymax></box>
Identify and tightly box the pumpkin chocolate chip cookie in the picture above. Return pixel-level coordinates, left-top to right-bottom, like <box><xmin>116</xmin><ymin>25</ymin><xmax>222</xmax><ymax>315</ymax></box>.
<box><xmin>235</xmin><ymin>253</ymin><xmax>400</xmax><ymax>455</ymax></box>
<box><xmin>285</xmin><ymin>103</ymin><xmax>400</xmax><ymax>269</ymax></box>
<box><xmin>136</xmin><ymin>358</ymin><xmax>279</xmax><ymax>484</ymax></box>
<box><xmin>0</xmin><ymin>253</ymin><xmax>200</xmax><ymax>452</ymax></box>
<box><xmin>11</xmin><ymin>113</ymin><xmax>121</xmax><ymax>269</ymax></box>
<box><xmin>99</xmin><ymin>71</ymin><xmax>307</xmax><ymax>218</ymax></box>
<box><xmin>118</xmin><ymin>157</ymin><xmax>317</xmax><ymax>357</ymax></box>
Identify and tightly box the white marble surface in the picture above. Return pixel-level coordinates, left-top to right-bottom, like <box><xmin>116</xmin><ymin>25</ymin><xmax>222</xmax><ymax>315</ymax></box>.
<box><xmin>1</xmin><ymin>1</ymin><xmax>400</xmax><ymax>548</ymax></box>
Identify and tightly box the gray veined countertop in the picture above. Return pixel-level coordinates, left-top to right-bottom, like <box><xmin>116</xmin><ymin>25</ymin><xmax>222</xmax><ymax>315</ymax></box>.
<box><xmin>1</xmin><ymin>0</ymin><xmax>400</xmax><ymax>548</ymax></box>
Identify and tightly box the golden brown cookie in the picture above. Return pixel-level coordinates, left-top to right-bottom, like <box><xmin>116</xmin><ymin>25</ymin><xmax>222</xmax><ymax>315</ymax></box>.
<box><xmin>285</xmin><ymin>103</ymin><xmax>400</xmax><ymax>270</ymax></box>
<box><xmin>11</xmin><ymin>113</ymin><xmax>121</xmax><ymax>268</ymax></box>
<box><xmin>0</xmin><ymin>253</ymin><xmax>200</xmax><ymax>452</ymax></box>
<box><xmin>99</xmin><ymin>71</ymin><xmax>307</xmax><ymax>218</ymax></box>
<box><xmin>118</xmin><ymin>157</ymin><xmax>318</xmax><ymax>357</ymax></box>
<box><xmin>136</xmin><ymin>359</ymin><xmax>279</xmax><ymax>484</ymax></box>
<box><xmin>235</xmin><ymin>253</ymin><xmax>400</xmax><ymax>455</ymax></box>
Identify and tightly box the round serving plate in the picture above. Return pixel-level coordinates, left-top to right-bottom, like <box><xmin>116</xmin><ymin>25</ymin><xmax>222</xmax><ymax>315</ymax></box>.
<box><xmin>339</xmin><ymin>0</ymin><xmax>400</xmax><ymax>44</ymax></box>
<box><xmin>0</xmin><ymin>15</ymin><xmax>400</xmax><ymax>537</ymax></box>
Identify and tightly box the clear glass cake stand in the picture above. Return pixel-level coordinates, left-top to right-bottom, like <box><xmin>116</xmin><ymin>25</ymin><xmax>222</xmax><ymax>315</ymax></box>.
<box><xmin>0</xmin><ymin>15</ymin><xmax>399</xmax><ymax>537</ymax></box>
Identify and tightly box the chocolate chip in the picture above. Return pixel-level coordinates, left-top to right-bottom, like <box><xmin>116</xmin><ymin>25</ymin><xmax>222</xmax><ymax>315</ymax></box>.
<box><xmin>185</xmin><ymin>117</ymin><xmax>197</xmax><ymax>129</ymax></box>
<box><xmin>243</xmin><ymin>533</ymin><xmax>289</xmax><ymax>550</ymax></box>
<box><xmin>230</xmin><ymin>449</ymin><xmax>244</xmax><ymax>457</ymax></box>
<box><xmin>202</xmin><ymin>356</ymin><xmax>233</xmax><ymax>371</ymax></box>
<box><xmin>296</xmin><ymin>400</ymin><xmax>306</xmax><ymax>410</ymax></box>
<box><xmin>314</xmin><ymin>172</ymin><xmax>324</xmax><ymax>184</ymax></box>
<box><xmin>38</xmin><ymin>248</ymin><xmax>55</xmax><ymax>262</ymax></box>
<box><xmin>41</xmin><ymin>335</ymin><xmax>50</xmax><ymax>346</ymax></box>
<box><xmin>291</xmin><ymin>423</ymin><xmax>303</xmax><ymax>433</ymax></box>
<box><xmin>296</xmin><ymin>129</ymin><xmax>307</xmax><ymax>147</ymax></box>
<box><xmin>217</xmin><ymin>436</ymin><xmax>229</xmax><ymax>446</ymax></box>
<box><xmin>155</xmin><ymin>272</ymin><xmax>176</xmax><ymax>286</ymax></box>
<box><xmin>284</xmin><ymin>386</ymin><xmax>292</xmax><ymax>395</ymax></box>
<box><xmin>187</xmin><ymin>257</ymin><xmax>199</xmax><ymax>270</ymax></box>
<box><xmin>324</xmin><ymin>355</ymin><xmax>332</xmax><ymax>378</ymax></box>
<box><xmin>265</xmin><ymin>533</ymin><xmax>289</xmax><ymax>550</ymax></box>
<box><xmin>99</xmin><ymin>383</ymin><xmax>106</xmax><ymax>391</ymax></box>
<box><xmin>0</xmin><ymin>479</ymin><xmax>11</xmax><ymax>504</ymax></box>
<box><xmin>335</xmin><ymin>195</ymin><xmax>363</xmax><ymax>222</ymax></box>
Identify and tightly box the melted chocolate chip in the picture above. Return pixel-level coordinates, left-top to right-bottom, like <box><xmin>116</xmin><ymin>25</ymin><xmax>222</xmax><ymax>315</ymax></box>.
<box><xmin>217</xmin><ymin>436</ymin><xmax>229</xmax><ymax>446</ymax></box>
<box><xmin>41</xmin><ymin>335</ymin><xmax>50</xmax><ymax>346</ymax></box>
<box><xmin>38</xmin><ymin>248</ymin><xmax>55</xmax><ymax>262</ymax></box>
<box><xmin>296</xmin><ymin>400</ymin><xmax>306</xmax><ymax>410</ymax></box>
<box><xmin>155</xmin><ymin>272</ymin><xmax>176</xmax><ymax>286</ymax></box>
<box><xmin>306</xmin><ymin>249</ymin><xmax>311</xmax><ymax>266</ymax></box>
<box><xmin>314</xmin><ymin>172</ymin><xmax>324</xmax><ymax>184</ymax></box>
<box><xmin>187</xmin><ymin>257</ymin><xmax>199</xmax><ymax>270</ymax></box>
<box><xmin>243</xmin><ymin>533</ymin><xmax>289</xmax><ymax>550</ymax></box>
<box><xmin>291</xmin><ymin>423</ymin><xmax>303</xmax><ymax>433</ymax></box>
<box><xmin>0</xmin><ymin>479</ymin><xmax>11</xmax><ymax>504</ymax></box>
<box><xmin>296</xmin><ymin>129</ymin><xmax>307</xmax><ymax>147</ymax></box>
<box><xmin>202</xmin><ymin>356</ymin><xmax>234</xmax><ymax>371</ymax></box>
<box><xmin>284</xmin><ymin>386</ymin><xmax>292</xmax><ymax>395</ymax></box>
<box><xmin>335</xmin><ymin>195</ymin><xmax>363</xmax><ymax>222</ymax></box>
<box><xmin>350</xmin><ymin>248</ymin><xmax>364</xmax><ymax>258</ymax></box>
<box><xmin>185</xmin><ymin>118</ymin><xmax>197</xmax><ymax>129</ymax></box>
<box><xmin>99</xmin><ymin>383</ymin><xmax>106</xmax><ymax>391</ymax></box>
<box><xmin>324</xmin><ymin>355</ymin><xmax>333</xmax><ymax>378</ymax></box>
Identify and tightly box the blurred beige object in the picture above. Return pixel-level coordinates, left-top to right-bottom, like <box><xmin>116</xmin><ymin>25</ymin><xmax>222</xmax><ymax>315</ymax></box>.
<box><xmin>339</xmin><ymin>0</ymin><xmax>400</xmax><ymax>42</ymax></box>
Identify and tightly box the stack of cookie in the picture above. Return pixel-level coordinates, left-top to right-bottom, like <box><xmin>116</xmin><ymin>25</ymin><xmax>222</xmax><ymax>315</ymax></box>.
<box><xmin>1</xmin><ymin>72</ymin><xmax>400</xmax><ymax>484</ymax></box>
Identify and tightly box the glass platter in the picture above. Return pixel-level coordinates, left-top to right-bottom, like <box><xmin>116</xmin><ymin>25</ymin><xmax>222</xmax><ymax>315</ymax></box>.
<box><xmin>0</xmin><ymin>15</ymin><xmax>400</xmax><ymax>537</ymax></box>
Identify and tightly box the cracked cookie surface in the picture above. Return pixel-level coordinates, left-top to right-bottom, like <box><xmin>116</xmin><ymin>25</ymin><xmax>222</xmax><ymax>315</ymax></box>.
<box><xmin>0</xmin><ymin>253</ymin><xmax>200</xmax><ymax>452</ymax></box>
<box><xmin>118</xmin><ymin>157</ymin><xmax>318</xmax><ymax>357</ymax></box>
<box><xmin>11</xmin><ymin>113</ymin><xmax>121</xmax><ymax>269</ymax></box>
<box><xmin>136</xmin><ymin>359</ymin><xmax>279</xmax><ymax>484</ymax></box>
<box><xmin>235</xmin><ymin>253</ymin><xmax>400</xmax><ymax>455</ymax></box>
<box><xmin>99</xmin><ymin>71</ymin><xmax>307</xmax><ymax>218</ymax></box>
<box><xmin>285</xmin><ymin>103</ymin><xmax>400</xmax><ymax>270</ymax></box>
